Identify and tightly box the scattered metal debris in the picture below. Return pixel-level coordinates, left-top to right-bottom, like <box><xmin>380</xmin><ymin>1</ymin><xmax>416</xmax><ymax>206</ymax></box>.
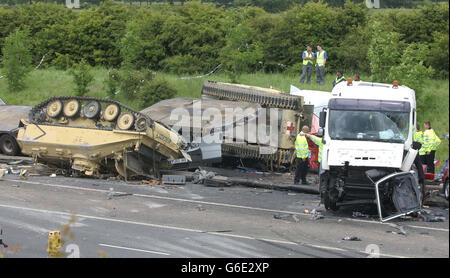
<box><xmin>141</xmin><ymin>179</ymin><xmax>163</xmax><ymax>185</ymax></box>
<box><xmin>413</xmin><ymin>210</ymin><xmax>447</xmax><ymax>222</ymax></box>
<box><xmin>193</xmin><ymin>169</ymin><xmax>215</xmax><ymax>184</ymax></box>
<box><xmin>352</xmin><ymin>211</ymin><xmax>370</xmax><ymax>218</ymax></box>
<box><xmin>273</xmin><ymin>213</ymin><xmax>291</xmax><ymax>220</ymax></box>
<box><xmin>196</xmin><ymin>205</ymin><xmax>205</xmax><ymax>211</ymax></box>
<box><xmin>19</xmin><ymin>169</ymin><xmax>29</xmax><ymax>180</ymax></box>
<box><xmin>162</xmin><ymin>175</ymin><xmax>186</xmax><ymax>185</ymax></box>
<box><xmin>342</xmin><ymin>236</ymin><xmax>361</xmax><ymax>241</ymax></box>
<box><xmin>0</xmin><ymin>229</ymin><xmax>8</xmax><ymax>248</ymax></box>
<box><xmin>309</xmin><ymin>209</ymin><xmax>324</xmax><ymax>220</ymax></box>
<box><xmin>107</xmin><ymin>188</ymin><xmax>132</xmax><ymax>200</ymax></box>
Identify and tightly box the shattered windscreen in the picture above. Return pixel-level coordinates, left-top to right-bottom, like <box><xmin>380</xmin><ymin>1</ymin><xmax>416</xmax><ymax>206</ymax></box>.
<box><xmin>328</xmin><ymin>110</ymin><xmax>409</xmax><ymax>143</ymax></box>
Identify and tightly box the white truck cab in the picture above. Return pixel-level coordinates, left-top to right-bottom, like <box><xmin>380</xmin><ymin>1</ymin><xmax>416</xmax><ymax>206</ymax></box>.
<box><xmin>318</xmin><ymin>80</ymin><xmax>421</xmax><ymax>215</ymax></box>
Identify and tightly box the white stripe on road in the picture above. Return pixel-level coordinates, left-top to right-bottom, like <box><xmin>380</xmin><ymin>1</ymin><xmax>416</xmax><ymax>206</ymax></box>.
<box><xmin>98</xmin><ymin>243</ymin><xmax>170</xmax><ymax>256</ymax></box>
<box><xmin>0</xmin><ymin>203</ymin><xmax>413</xmax><ymax>258</ymax></box>
<box><xmin>0</xmin><ymin>203</ymin><xmax>297</xmax><ymax>246</ymax></box>
<box><xmin>2</xmin><ymin>179</ymin><xmax>448</xmax><ymax>233</ymax></box>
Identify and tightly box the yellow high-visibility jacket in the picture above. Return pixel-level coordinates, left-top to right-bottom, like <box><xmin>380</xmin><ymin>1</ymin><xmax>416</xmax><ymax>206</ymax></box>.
<box><xmin>295</xmin><ymin>134</ymin><xmax>309</xmax><ymax>159</ymax></box>
<box><xmin>423</xmin><ymin>129</ymin><xmax>441</xmax><ymax>152</ymax></box>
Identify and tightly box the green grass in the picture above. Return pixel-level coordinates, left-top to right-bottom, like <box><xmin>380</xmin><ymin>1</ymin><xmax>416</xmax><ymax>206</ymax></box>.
<box><xmin>1</xmin><ymin>68</ymin><xmax>448</xmax><ymax>168</ymax></box>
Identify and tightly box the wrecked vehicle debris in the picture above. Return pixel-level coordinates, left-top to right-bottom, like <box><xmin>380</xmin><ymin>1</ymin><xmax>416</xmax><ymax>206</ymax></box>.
<box><xmin>317</xmin><ymin>81</ymin><xmax>423</xmax><ymax>221</ymax></box>
<box><xmin>342</xmin><ymin>236</ymin><xmax>361</xmax><ymax>241</ymax></box>
<box><xmin>16</xmin><ymin>97</ymin><xmax>192</xmax><ymax>179</ymax></box>
<box><xmin>143</xmin><ymin>81</ymin><xmax>315</xmax><ymax>172</ymax></box>
<box><xmin>366</xmin><ymin>169</ymin><xmax>422</xmax><ymax>222</ymax></box>
<box><xmin>0</xmin><ymin>101</ymin><xmax>31</xmax><ymax>156</ymax></box>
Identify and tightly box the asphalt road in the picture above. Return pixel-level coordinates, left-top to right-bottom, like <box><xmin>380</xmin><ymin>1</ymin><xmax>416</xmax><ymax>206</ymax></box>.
<box><xmin>0</xmin><ymin>174</ymin><xmax>448</xmax><ymax>258</ymax></box>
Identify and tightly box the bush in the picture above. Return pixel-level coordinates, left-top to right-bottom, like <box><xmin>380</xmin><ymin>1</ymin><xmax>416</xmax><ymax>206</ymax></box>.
<box><xmin>51</xmin><ymin>52</ymin><xmax>73</xmax><ymax>70</ymax></box>
<box><xmin>427</xmin><ymin>32</ymin><xmax>449</xmax><ymax>78</ymax></box>
<box><xmin>388</xmin><ymin>43</ymin><xmax>435</xmax><ymax>113</ymax></box>
<box><xmin>104</xmin><ymin>68</ymin><xmax>120</xmax><ymax>99</ymax></box>
<box><xmin>118</xmin><ymin>69</ymin><xmax>153</xmax><ymax>100</ymax></box>
<box><xmin>138</xmin><ymin>78</ymin><xmax>177</xmax><ymax>109</ymax></box>
<box><xmin>69</xmin><ymin>60</ymin><xmax>94</xmax><ymax>96</ymax></box>
<box><xmin>1</xmin><ymin>28</ymin><xmax>32</xmax><ymax>92</ymax></box>
<box><xmin>367</xmin><ymin>21</ymin><xmax>404</xmax><ymax>83</ymax></box>
<box><xmin>220</xmin><ymin>22</ymin><xmax>263</xmax><ymax>82</ymax></box>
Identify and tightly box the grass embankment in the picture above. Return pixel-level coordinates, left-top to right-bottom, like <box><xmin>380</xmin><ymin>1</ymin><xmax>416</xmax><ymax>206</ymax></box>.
<box><xmin>1</xmin><ymin>68</ymin><xmax>448</xmax><ymax>168</ymax></box>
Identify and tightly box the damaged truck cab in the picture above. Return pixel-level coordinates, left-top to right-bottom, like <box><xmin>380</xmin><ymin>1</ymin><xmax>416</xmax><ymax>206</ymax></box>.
<box><xmin>319</xmin><ymin>80</ymin><xmax>422</xmax><ymax>220</ymax></box>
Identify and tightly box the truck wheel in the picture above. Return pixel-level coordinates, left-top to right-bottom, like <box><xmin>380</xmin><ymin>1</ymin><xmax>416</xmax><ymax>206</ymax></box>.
<box><xmin>444</xmin><ymin>179</ymin><xmax>449</xmax><ymax>201</ymax></box>
<box><xmin>0</xmin><ymin>134</ymin><xmax>20</xmax><ymax>156</ymax></box>
<box><xmin>324</xmin><ymin>194</ymin><xmax>339</xmax><ymax>211</ymax></box>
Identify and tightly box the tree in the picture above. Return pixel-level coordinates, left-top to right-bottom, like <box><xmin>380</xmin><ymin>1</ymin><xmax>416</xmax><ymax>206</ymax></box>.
<box><xmin>138</xmin><ymin>77</ymin><xmax>177</xmax><ymax>109</ymax></box>
<box><xmin>367</xmin><ymin>21</ymin><xmax>403</xmax><ymax>82</ymax></box>
<box><xmin>69</xmin><ymin>60</ymin><xmax>94</xmax><ymax>96</ymax></box>
<box><xmin>120</xmin><ymin>21</ymin><xmax>143</xmax><ymax>70</ymax></box>
<box><xmin>220</xmin><ymin>21</ymin><xmax>263</xmax><ymax>82</ymax></box>
<box><xmin>388</xmin><ymin>43</ymin><xmax>434</xmax><ymax>113</ymax></box>
<box><xmin>1</xmin><ymin>28</ymin><xmax>32</xmax><ymax>92</ymax></box>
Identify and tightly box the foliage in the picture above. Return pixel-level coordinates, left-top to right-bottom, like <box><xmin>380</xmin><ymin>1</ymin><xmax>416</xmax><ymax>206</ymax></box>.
<box><xmin>426</xmin><ymin>31</ymin><xmax>449</xmax><ymax>78</ymax></box>
<box><xmin>104</xmin><ymin>68</ymin><xmax>120</xmax><ymax>99</ymax></box>
<box><xmin>1</xmin><ymin>28</ymin><xmax>32</xmax><ymax>92</ymax></box>
<box><xmin>0</xmin><ymin>1</ymin><xmax>448</xmax><ymax>78</ymax></box>
<box><xmin>69</xmin><ymin>60</ymin><xmax>94</xmax><ymax>96</ymax></box>
<box><xmin>367</xmin><ymin>21</ymin><xmax>403</xmax><ymax>83</ymax></box>
<box><xmin>388</xmin><ymin>43</ymin><xmax>435</xmax><ymax>113</ymax></box>
<box><xmin>137</xmin><ymin>77</ymin><xmax>177</xmax><ymax>109</ymax></box>
<box><xmin>220</xmin><ymin>20</ymin><xmax>263</xmax><ymax>82</ymax></box>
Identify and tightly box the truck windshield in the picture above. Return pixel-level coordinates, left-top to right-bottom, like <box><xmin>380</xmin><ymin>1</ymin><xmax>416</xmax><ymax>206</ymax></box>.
<box><xmin>328</xmin><ymin>110</ymin><xmax>409</xmax><ymax>143</ymax></box>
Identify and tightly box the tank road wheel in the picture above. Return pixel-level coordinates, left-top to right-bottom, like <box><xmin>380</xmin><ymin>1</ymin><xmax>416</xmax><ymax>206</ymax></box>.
<box><xmin>103</xmin><ymin>103</ymin><xmax>121</xmax><ymax>122</ymax></box>
<box><xmin>135</xmin><ymin>117</ymin><xmax>148</xmax><ymax>132</ymax></box>
<box><xmin>63</xmin><ymin>99</ymin><xmax>81</xmax><ymax>118</ymax></box>
<box><xmin>0</xmin><ymin>134</ymin><xmax>20</xmax><ymax>156</ymax></box>
<box><xmin>46</xmin><ymin>99</ymin><xmax>63</xmax><ymax>118</ymax></box>
<box><xmin>83</xmin><ymin>101</ymin><xmax>101</xmax><ymax>119</ymax></box>
<box><xmin>117</xmin><ymin>113</ymin><xmax>135</xmax><ymax>130</ymax></box>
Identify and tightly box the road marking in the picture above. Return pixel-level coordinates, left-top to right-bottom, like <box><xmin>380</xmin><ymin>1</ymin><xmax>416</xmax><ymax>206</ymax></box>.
<box><xmin>0</xmin><ymin>203</ymin><xmax>297</xmax><ymax>246</ymax></box>
<box><xmin>98</xmin><ymin>243</ymin><xmax>170</xmax><ymax>256</ymax></box>
<box><xmin>2</xmin><ymin>179</ymin><xmax>448</xmax><ymax>233</ymax></box>
<box><xmin>308</xmin><ymin>244</ymin><xmax>347</xmax><ymax>252</ymax></box>
<box><xmin>0</xmin><ymin>203</ymin><xmax>419</xmax><ymax>258</ymax></box>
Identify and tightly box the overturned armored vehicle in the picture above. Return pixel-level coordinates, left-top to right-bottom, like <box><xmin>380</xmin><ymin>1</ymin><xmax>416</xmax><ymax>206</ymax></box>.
<box><xmin>143</xmin><ymin>81</ymin><xmax>314</xmax><ymax>171</ymax></box>
<box><xmin>16</xmin><ymin>97</ymin><xmax>191</xmax><ymax>179</ymax></box>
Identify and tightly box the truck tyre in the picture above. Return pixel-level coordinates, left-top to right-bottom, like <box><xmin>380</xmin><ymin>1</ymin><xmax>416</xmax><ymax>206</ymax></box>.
<box><xmin>0</xmin><ymin>134</ymin><xmax>20</xmax><ymax>156</ymax></box>
<box><xmin>324</xmin><ymin>193</ymin><xmax>339</xmax><ymax>211</ymax></box>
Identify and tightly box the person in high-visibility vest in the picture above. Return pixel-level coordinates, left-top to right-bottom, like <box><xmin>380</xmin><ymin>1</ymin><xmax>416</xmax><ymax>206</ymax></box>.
<box><xmin>413</xmin><ymin>124</ymin><xmax>426</xmax><ymax>164</ymax></box>
<box><xmin>423</xmin><ymin>121</ymin><xmax>441</xmax><ymax>173</ymax></box>
<box><xmin>315</xmin><ymin>45</ymin><xmax>327</xmax><ymax>85</ymax></box>
<box><xmin>294</xmin><ymin>125</ymin><xmax>311</xmax><ymax>185</ymax></box>
<box><xmin>299</xmin><ymin>45</ymin><xmax>315</xmax><ymax>84</ymax></box>
<box><xmin>332</xmin><ymin>71</ymin><xmax>345</xmax><ymax>87</ymax></box>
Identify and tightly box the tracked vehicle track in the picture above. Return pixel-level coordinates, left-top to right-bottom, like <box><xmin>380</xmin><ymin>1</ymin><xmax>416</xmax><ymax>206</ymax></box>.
<box><xmin>29</xmin><ymin>96</ymin><xmax>153</xmax><ymax>132</ymax></box>
<box><xmin>202</xmin><ymin>80</ymin><xmax>303</xmax><ymax>110</ymax></box>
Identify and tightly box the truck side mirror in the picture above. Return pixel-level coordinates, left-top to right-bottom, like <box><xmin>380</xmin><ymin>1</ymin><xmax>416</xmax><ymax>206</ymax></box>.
<box><xmin>317</xmin><ymin>128</ymin><xmax>324</xmax><ymax>137</ymax></box>
<box><xmin>319</xmin><ymin>111</ymin><xmax>326</xmax><ymax>128</ymax></box>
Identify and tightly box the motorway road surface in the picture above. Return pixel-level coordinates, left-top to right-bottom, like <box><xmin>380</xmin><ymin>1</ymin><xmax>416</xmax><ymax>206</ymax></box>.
<box><xmin>0</xmin><ymin>174</ymin><xmax>448</xmax><ymax>258</ymax></box>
